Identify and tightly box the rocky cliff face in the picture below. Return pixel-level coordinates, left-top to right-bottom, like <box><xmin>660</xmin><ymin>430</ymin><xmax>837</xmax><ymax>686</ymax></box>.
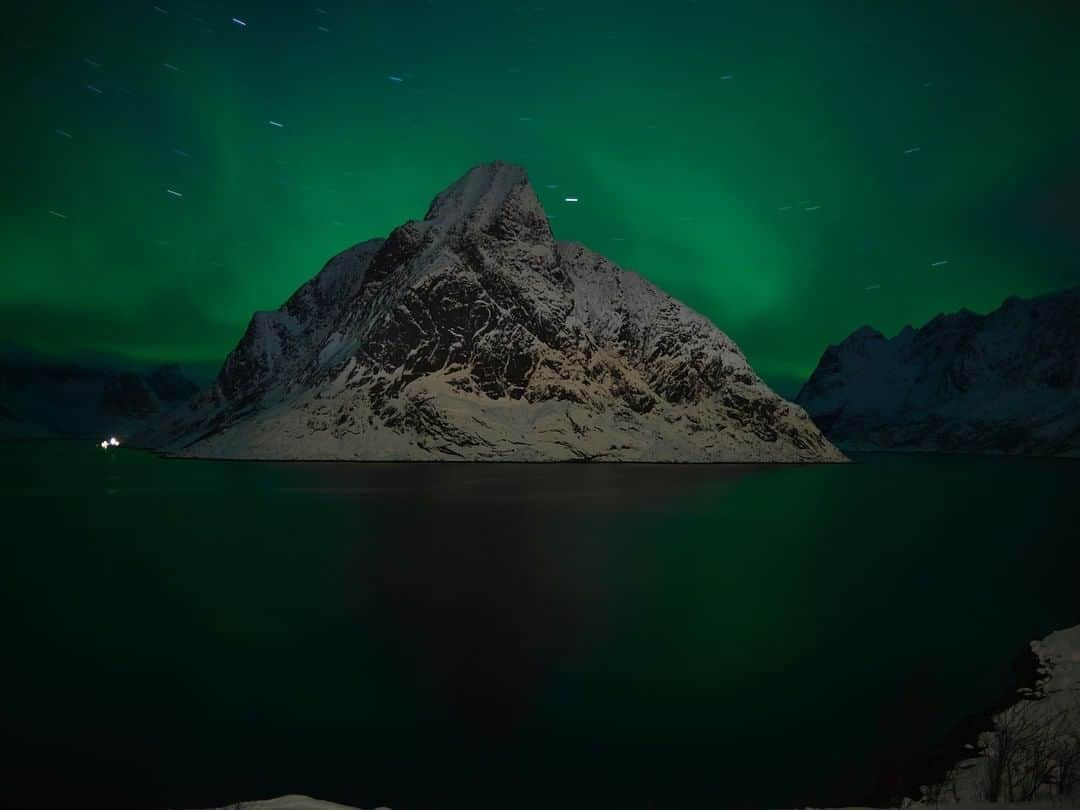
<box><xmin>796</xmin><ymin>288</ymin><xmax>1080</xmax><ymax>456</ymax></box>
<box><xmin>141</xmin><ymin>162</ymin><xmax>843</xmax><ymax>462</ymax></box>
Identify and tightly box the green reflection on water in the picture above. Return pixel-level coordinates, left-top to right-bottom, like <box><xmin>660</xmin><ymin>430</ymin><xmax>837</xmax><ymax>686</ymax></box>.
<box><xmin>2</xmin><ymin>443</ymin><xmax>1077</xmax><ymax>808</ymax></box>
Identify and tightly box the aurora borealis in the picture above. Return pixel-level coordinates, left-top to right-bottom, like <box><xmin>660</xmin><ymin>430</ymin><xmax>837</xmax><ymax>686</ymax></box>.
<box><xmin>5</xmin><ymin>1</ymin><xmax>1079</xmax><ymax>389</ymax></box>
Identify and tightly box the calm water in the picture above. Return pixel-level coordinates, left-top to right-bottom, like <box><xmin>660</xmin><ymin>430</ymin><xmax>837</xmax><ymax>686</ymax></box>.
<box><xmin>1</xmin><ymin>442</ymin><xmax>1078</xmax><ymax>809</ymax></box>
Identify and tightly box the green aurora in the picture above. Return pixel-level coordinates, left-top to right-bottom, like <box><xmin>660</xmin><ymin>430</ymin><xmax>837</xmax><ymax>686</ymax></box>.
<box><xmin>4</xmin><ymin>1</ymin><xmax>1079</xmax><ymax>390</ymax></box>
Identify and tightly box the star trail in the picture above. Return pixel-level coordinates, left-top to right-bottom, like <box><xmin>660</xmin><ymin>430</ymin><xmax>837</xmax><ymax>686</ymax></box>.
<box><xmin>4</xmin><ymin>0</ymin><xmax>1080</xmax><ymax>388</ymax></box>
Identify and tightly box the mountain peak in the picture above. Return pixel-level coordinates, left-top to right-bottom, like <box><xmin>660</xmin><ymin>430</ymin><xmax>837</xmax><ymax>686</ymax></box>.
<box><xmin>422</xmin><ymin>161</ymin><xmax>545</xmax><ymax>231</ymax></box>
<box><xmin>841</xmin><ymin>325</ymin><xmax>885</xmax><ymax>347</ymax></box>
<box><xmin>139</xmin><ymin>163</ymin><xmax>844</xmax><ymax>463</ymax></box>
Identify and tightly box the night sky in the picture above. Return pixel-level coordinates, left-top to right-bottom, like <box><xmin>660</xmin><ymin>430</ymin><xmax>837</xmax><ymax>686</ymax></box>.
<box><xmin>5</xmin><ymin>1</ymin><xmax>1079</xmax><ymax>389</ymax></box>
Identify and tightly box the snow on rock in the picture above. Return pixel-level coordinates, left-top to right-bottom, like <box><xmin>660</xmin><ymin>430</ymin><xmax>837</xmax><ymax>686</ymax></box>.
<box><xmin>138</xmin><ymin>162</ymin><xmax>844</xmax><ymax>462</ymax></box>
<box><xmin>926</xmin><ymin>625</ymin><xmax>1080</xmax><ymax>805</ymax></box>
<box><xmin>199</xmin><ymin>796</ymin><xmax>363</xmax><ymax>810</ymax></box>
<box><xmin>789</xmin><ymin>626</ymin><xmax>1080</xmax><ymax>809</ymax></box>
<box><xmin>1033</xmin><ymin>626</ymin><xmax>1080</xmax><ymax>699</ymax></box>
<box><xmin>795</xmin><ymin>803</ymin><xmax>1079</xmax><ymax>810</ymax></box>
<box><xmin>795</xmin><ymin>288</ymin><xmax>1080</xmax><ymax>457</ymax></box>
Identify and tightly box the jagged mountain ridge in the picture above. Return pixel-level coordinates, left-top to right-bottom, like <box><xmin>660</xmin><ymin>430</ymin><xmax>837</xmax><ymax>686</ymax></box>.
<box><xmin>141</xmin><ymin>161</ymin><xmax>843</xmax><ymax>462</ymax></box>
<box><xmin>0</xmin><ymin>348</ymin><xmax>199</xmax><ymax>439</ymax></box>
<box><xmin>795</xmin><ymin>288</ymin><xmax>1080</xmax><ymax>456</ymax></box>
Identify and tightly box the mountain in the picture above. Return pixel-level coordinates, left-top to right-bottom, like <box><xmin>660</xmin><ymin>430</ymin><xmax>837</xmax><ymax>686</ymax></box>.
<box><xmin>0</xmin><ymin>348</ymin><xmax>199</xmax><ymax>440</ymax></box>
<box><xmin>140</xmin><ymin>161</ymin><xmax>843</xmax><ymax>462</ymax></box>
<box><xmin>0</xmin><ymin>402</ymin><xmax>52</xmax><ymax>439</ymax></box>
<box><xmin>795</xmin><ymin>288</ymin><xmax>1080</xmax><ymax>456</ymax></box>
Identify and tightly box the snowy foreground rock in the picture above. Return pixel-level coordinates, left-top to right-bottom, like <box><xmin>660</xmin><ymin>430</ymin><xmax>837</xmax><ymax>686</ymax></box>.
<box><xmin>796</xmin><ymin>288</ymin><xmax>1080</xmax><ymax>457</ymax></box>
<box><xmin>202</xmin><ymin>798</ymin><xmax>362</xmax><ymax>810</ymax></box>
<box><xmin>141</xmin><ymin>162</ymin><xmax>842</xmax><ymax>462</ymax></box>
<box><xmin>792</xmin><ymin>625</ymin><xmax>1080</xmax><ymax>810</ymax></box>
<box><xmin>198</xmin><ymin>798</ymin><xmax>1078</xmax><ymax>810</ymax></box>
<box><xmin>930</xmin><ymin>624</ymin><xmax>1080</xmax><ymax>806</ymax></box>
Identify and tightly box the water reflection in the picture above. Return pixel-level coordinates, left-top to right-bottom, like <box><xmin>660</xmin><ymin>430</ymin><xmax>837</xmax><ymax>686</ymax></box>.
<box><xmin>2</xmin><ymin>447</ymin><xmax>1079</xmax><ymax>809</ymax></box>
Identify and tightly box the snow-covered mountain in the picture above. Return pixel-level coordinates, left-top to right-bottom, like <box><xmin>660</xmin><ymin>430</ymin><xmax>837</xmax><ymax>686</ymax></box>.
<box><xmin>140</xmin><ymin>161</ymin><xmax>843</xmax><ymax>462</ymax></box>
<box><xmin>0</xmin><ymin>348</ymin><xmax>198</xmax><ymax>440</ymax></box>
<box><xmin>796</xmin><ymin>288</ymin><xmax>1080</xmax><ymax>456</ymax></box>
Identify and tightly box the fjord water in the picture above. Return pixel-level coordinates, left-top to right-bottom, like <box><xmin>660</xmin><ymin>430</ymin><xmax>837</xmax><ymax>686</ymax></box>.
<box><xmin>2</xmin><ymin>443</ymin><xmax>1078</xmax><ymax>809</ymax></box>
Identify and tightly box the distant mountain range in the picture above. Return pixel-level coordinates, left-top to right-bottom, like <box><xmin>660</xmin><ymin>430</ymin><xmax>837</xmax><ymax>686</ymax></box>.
<box><xmin>0</xmin><ymin>346</ymin><xmax>198</xmax><ymax>440</ymax></box>
<box><xmin>14</xmin><ymin>166</ymin><xmax>1074</xmax><ymax>461</ymax></box>
<box><xmin>139</xmin><ymin>161</ymin><xmax>843</xmax><ymax>462</ymax></box>
<box><xmin>796</xmin><ymin>287</ymin><xmax>1080</xmax><ymax>457</ymax></box>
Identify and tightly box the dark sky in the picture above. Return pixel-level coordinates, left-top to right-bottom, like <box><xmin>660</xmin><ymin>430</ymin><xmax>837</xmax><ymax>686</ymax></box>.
<box><xmin>4</xmin><ymin>0</ymin><xmax>1079</xmax><ymax>385</ymax></box>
